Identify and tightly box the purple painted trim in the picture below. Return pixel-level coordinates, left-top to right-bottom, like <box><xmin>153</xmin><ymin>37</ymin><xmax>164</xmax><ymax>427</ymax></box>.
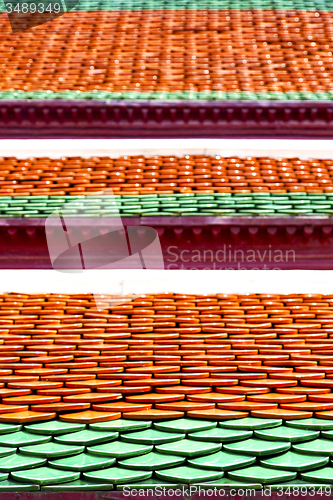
<box><xmin>1</xmin><ymin>100</ymin><xmax>333</xmax><ymax>137</ymax></box>
<box><xmin>0</xmin><ymin>216</ymin><xmax>333</xmax><ymax>226</ymax></box>
<box><xmin>0</xmin><ymin>217</ymin><xmax>333</xmax><ymax>269</ymax></box>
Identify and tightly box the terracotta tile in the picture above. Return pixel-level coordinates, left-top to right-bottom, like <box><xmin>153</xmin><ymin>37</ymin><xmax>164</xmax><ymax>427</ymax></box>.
<box><xmin>301</xmin><ymin>379</ymin><xmax>333</xmax><ymax>387</ymax></box>
<box><xmin>241</xmin><ymin>379</ymin><xmax>297</xmax><ymax>388</ymax></box>
<box><xmin>276</xmin><ymin>387</ymin><xmax>331</xmax><ymax>394</ymax></box>
<box><xmin>31</xmin><ymin>403</ymin><xmax>91</xmax><ymax>412</ymax></box>
<box><xmin>97</xmin><ymin>386</ymin><xmax>152</xmax><ymax>394</ymax></box>
<box><xmin>0</xmin><ymin>411</ymin><xmax>56</xmax><ymax>423</ymax></box>
<box><xmin>182</xmin><ymin>378</ymin><xmax>238</xmax><ymax>387</ymax></box>
<box><xmin>2</xmin><ymin>395</ymin><xmax>61</xmax><ymax>405</ymax></box>
<box><xmin>8</xmin><ymin>381</ymin><xmax>63</xmax><ymax>390</ymax></box>
<box><xmin>309</xmin><ymin>394</ymin><xmax>333</xmax><ymax>402</ymax></box>
<box><xmin>92</xmin><ymin>402</ymin><xmax>153</xmax><ymax>412</ymax></box>
<box><xmin>216</xmin><ymin>386</ymin><xmax>270</xmax><ymax>395</ymax></box>
<box><xmin>210</xmin><ymin>373</ymin><xmax>267</xmax><ymax>380</ymax></box>
<box><xmin>251</xmin><ymin>409</ymin><xmax>313</xmax><ymax>419</ymax></box>
<box><xmin>60</xmin><ymin>410</ymin><xmax>121</xmax><ymax>424</ymax></box>
<box><xmin>65</xmin><ymin>380</ymin><xmax>121</xmax><ymax>389</ymax></box>
<box><xmin>122</xmin><ymin>409</ymin><xmax>184</xmax><ymax>420</ymax></box>
<box><xmin>41</xmin><ymin>375</ymin><xmax>96</xmax><ymax>382</ymax></box>
<box><xmin>125</xmin><ymin>366</ymin><xmax>180</xmax><ymax>373</ymax></box>
<box><xmin>315</xmin><ymin>410</ymin><xmax>333</xmax><ymax>419</ymax></box>
<box><xmin>45</xmin><ymin>362</ymin><xmax>98</xmax><ymax>369</ymax></box>
<box><xmin>69</xmin><ymin>368</ymin><xmax>124</xmax><ymax>374</ymax></box>
<box><xmin>126</xmin><ymin>394</ymin><xmax>185</xmax><ymax>403</ymax></box>
<box><xmin>100</xmin><ymin>362</ymin><xmax>153</xmax><ymax>368</ymax></box>
<box><xmin>37</xmin><ymin>388</ymin><xmax>91</xmax><ymax>396</ymax></box>
<box><xmin>187</xmin><ymin>408</ymin><xmax>248</xmax><ymax>420</ymax></box>
<box><xmin>281</xmin><ymin>402</ymin><xmax>333</xmax><ymax>411</ymax></box>
<box><xmin>63</xmin><ymin>393</ymin><xmax>122</xmax><ymax>403</ymax></box>
<box><xmin>248</xmin><ymin>394</ymin><xmax>307</xmax><ymax>403</ymax></box>
<box><xmin>0</xmin><ymin>404</ymin><xmax>29</xmax><ymax>413</ymax></box>
<box><xmin>187</xmin><ymin>393</ymin><xmax>245</xmax><ymax>403</ymax></box>
<box><xmin>0</xmin><ymin>389</ymin><xmax>32</xmax><ymax>397</ymax></box>
<box><xmin>155</xmin><ymin>361</ymin><xmax>207</xmax><ymax>367</ymax></box>
<box><xmin>156</xmin><ymin>385</ymin><xmax>212</xmax><ymax>394</ymax></box>
<box><xmin>217</xmin><ymin>402</ymin><xmax>278</xmax><ymax>411</ymax></box>
<box><xmin>155</xmin><ymin>401</ymin><xmax>215</xmax><ymax>411</ymax></box>
<box><xmin>23</xmin><ymin>356</ymin><xmax>75</xmax><ymax>364</ymax></box>
<box><xmin>14</xmin><ymin>368</ymin><xmax>67</xmax><ymax>376</ymax></box>
<box><xmin>123</xmin><ymin>378</ymin><xmax>180</xmax><ymax>386</ymax></box>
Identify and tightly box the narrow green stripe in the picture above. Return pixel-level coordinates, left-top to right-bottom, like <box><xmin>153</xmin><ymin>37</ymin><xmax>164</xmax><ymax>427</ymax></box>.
<box><xmin>0</xmin><ymin>193</ymin><xmax>332</xmax><ymax>217</ymax></box>
<box><xmin>0</xmin><ymin>90</ymin><xmax>332</xmax><ymax>101</ymax></box>
<box><xmin>0</xmin><ymin>0</ymin><xmax>332</xmax><ymax>11</ymax></box>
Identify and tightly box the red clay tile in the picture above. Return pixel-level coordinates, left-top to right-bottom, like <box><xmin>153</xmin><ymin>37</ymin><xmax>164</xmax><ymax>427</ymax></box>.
<box><xmin>126</xmin><ymin>394</ymin><xmax>185</xmax><ymax>403</ymax></box>
<box><xmin>276</xmin><ymin>387</ymin><xmax>331</xmax><ymax>394</ymax></box>
<box><xmin>187</xmin><ymin>393</ymin><xmax>245</xmax><ymax>403</ymax></box>
<box><xmin>281</xmin><ymin>402</ymin><xmax>333</xmax><ymax>411</ymax></box>
<box><xmin>31</xmin><ymin>403</ymin><xmax>91</xmax><ymax>412</ymax></box>
<box><xmin>60</xmin><ymin>410</ymin><xmax>121</xmax><ymax>423</ymax></box>
<box><xmin>123</xmin><ymin>409</ymin><xmax>184</xmax><ymax>420</ymax></box>
<box><xmin>187</xmin><ymin>408</ymin><xmax>248</xmax><ymax>420</ymax></box>
<box><xmin>155</xmin><ymin>401</ymin><xmax>215</xmax><ymax>411</ymax></box>
<box><xmin>123</xmin><ymin>379</ymin><xmax>181</xmax><ymax>386</ymax></box>
<box><xmin>63</xmin><ymin>393</ymin><xmax>122</xmax><ymax>403</ymax></box>
<box><xmin>92</xmin><ymin>402</ymin><xmax>152</xmax><ymax>412</ymax></box>
<box><xmin>182</xmin><ymin>379</ymin><xmax>238</xmax><ymax>387</ymax></box>
<box><xmin>217</xmin><ymin>402</ymin><xmax>278</xmax><ymax>411</ymax></box>
<box><xmin>156</xmin><ymin>385</ymin><xmax>212</xmax><ymax>394</ymax></box>
<box><xmin>216</xmin><ymin>386</ymin><xmax>270</xmax><ymax>395</ymax></box>
<box><xmin>2</xmin><ymin>395</ymin><xmax>61</xmax><ymax>405</ymax></box>
<box><xmin>241</xmin><ymin>379</ymin><xmax>297</xmax><ymax>388</ymax></box>
<box><xmin>0</xmin><ymin>404</ymin><xmax>29</xmax><ymax>413</ymax></box>
<box><xmin>248</xmin><ymin>394</ymin><xmax>307</xmax><ymax>403</ymax></box>
<box><xmin>37</xmin><ymin>388</ymin><xmax>92</xmax><ymax>396</ymax></box>
<box><xmin>315</xmin><ymin>410</ymin><xmax>333</xmax><ymax>419</ymax></box>
<box><xmin>0</xmin><ymin>411</ymin><xmax>56</xmax><ymax>423</ymax></box>
<box><xmin>251</xmin><ymin>409</ymin><xmax>313</xmax><ymax>419</ymax></box>
<box><xmin>8</xmin><ymin>381</ymin><xmax>63</xmax><ymax>390</ymax></box>
<box><xmin>309</xmin><ymin>394</ymin><xmax>333</xmax><ymax>402</ymax></box>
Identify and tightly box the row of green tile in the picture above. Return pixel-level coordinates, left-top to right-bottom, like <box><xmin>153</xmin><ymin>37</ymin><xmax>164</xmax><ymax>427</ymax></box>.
<box><xmin>10</xmin><ymin>0</ymin><xmax>333</xmax><ymax>11</ymax></box>
<box><xmin>0</xmin><ymin>0</ymin><xmax>332</xmax><ymax>12</ymax></box>
<box><xmin>2</xmin><ymin>193</ymin><xmax>333</xmax><ymax>217</ymax></box>
<box><xmin>0</xmin><ymin>91</ymin><xmax>332</xmax><ymax>101</ymax></box>
<box><xmin>0</xmin><ymin>418</ymin><xmax>332</xmax><ymax>488</ymax></box>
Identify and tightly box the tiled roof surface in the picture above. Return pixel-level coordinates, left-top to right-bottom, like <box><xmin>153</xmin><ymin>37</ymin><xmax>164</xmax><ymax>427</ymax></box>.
<box><xmin>1</xmin><ymin>5</ymin><xmax>333</xmax><ymax>100</ymax></box>
<box><xmin>0</xmin><ymin>156</ymin><xmax>333</xmax><ymax>217</ymax></box>
<box><xmin>0</xmin><ymin>293</ymin><xmax>331</xmax><ymax>488</ymax></box>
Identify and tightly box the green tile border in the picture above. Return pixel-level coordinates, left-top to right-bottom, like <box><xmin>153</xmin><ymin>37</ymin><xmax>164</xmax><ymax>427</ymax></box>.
<box><xmin>1</xmin><ymin>192</ymin><xmax>333</xmax><ymax>217</ymax></box>
<box><xmin>1</xmin><ymin>0</ymin><xmax>333</xmax><ymax>11</ymax></box>
<box><xmin>0</xmin><ymin>91</ymin><xmax>333</xmax><ymax>101</ymax></box>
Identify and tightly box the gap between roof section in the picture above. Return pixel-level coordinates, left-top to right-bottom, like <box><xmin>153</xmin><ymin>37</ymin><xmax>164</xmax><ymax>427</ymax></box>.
<box><xmin>0</xmin><ymin>270</ymin><xmax>331</xmax><ymax>295</ymax></box>
<box><xmin>0</xmin><ymin>139</ymin><xmax>332</xmax><ymax>159</ymax></box>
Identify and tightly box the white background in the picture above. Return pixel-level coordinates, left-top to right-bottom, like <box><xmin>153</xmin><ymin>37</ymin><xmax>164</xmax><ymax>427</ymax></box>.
<box><xmin>0</xmin><ymin>270</ymin><xmax>332</xmax><ymax>294</ymax></box>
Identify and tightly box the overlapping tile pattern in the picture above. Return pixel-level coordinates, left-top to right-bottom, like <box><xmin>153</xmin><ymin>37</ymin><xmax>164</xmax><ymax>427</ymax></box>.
<box><xmin>1</xmin><ymin>3</ymin><xmax>333</xmax><ymax>100</ymax></box>
<box><xmin>0</xmin><ymin>293</ymin><xmax>332</xmax><ymax>488</ymax></box>
<box><xmin>1</xmin><ymin>156</ymin><xmax>333</xmax><ymax>217</ymax></box>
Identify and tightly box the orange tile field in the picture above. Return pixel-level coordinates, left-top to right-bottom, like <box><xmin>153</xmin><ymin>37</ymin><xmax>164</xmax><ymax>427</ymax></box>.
<box><xmin>0</xmin><ymin>292</ymin><xmax>332</xmax><ymax>423</ymax></box>
<box><xmin>0</xmin><ymin>156</ymin><xmax>332</xmax><ymax>196</ymax></box>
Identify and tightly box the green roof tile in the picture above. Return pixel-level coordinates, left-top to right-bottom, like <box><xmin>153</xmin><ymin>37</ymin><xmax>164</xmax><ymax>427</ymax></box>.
<box><xmin>261</xmin><ymin>452</ymin><xmax>329</xmax><ymax>472</ymax></box>
<box><xmin>224</xmin><ymin>439</ymin><xmax>290</xmax><ymax>457</ymax></box>
<box><xmin>228</xmin><ymin>466</ymin><xmax>297</xmax><ymax>485</ymax></box>
<box><xmin>119</xmin><ymin>451</ymin><xmax>185</xmax><ymax>470</ymax></box>
<box><xmin>156</xmin><ymin>466</ymin><xmax>224</xmax><ymax>484</ymax></box>
<box><xmin>155</xmin><ymin>439</ymin><xmax>221</xmax><ymax>458</ymax></box>
<box><xmin>188</xmin><ymin>451</ymin><xmax>256</xmax><ymax>471</ymax></box>
<box><xmin>83</xmin><ymin>467</ymin><xmax>152</xmax><ymax>485</ymax></box>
